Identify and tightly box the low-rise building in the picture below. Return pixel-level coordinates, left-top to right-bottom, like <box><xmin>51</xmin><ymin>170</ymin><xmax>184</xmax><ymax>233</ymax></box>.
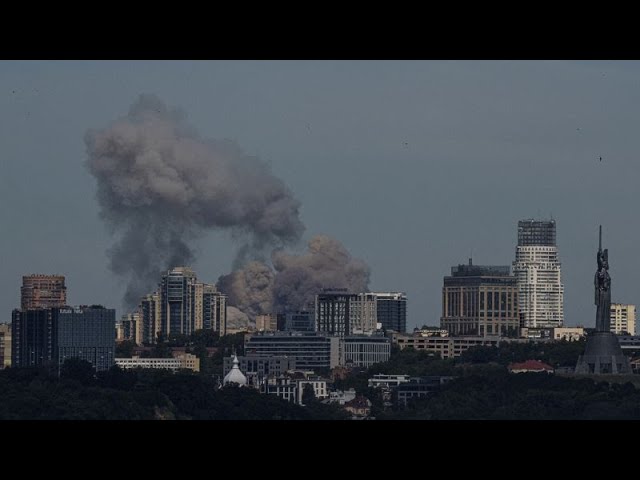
<box><xmin>344</xmin><ymin>396</ymin><xmax>372</xmax><ymax>418</ymax></box>
<box><xmin>297</xmin><ymin>379</ymin><xmax>329</xmax><ymax>405</ymax></box>
<box><xmin>368</xmin><ymin>374</ymin><xmax>410</xmax><ymax>389</ymax></box>
<box><xmin>325</xmin><ymin>388</ymin><xmax>357</xmax><ymax>405</ymax></box>
<box><xmin>342</xmin><ymin>335</ymin><xmax>390</xmax><ymax>367</ymax></box>
<box><xmin>115</xmin><ymin>353</ymin><xmax>200</xmax><ymax>372</ymax></box>
<box><xmin>390</xmin><ymin>333</ymin><xmax>501</xmax><ymax>359</ymax></box>
<box><xmin>395</xmin><ymin>376</ymin><xmax>454</xmax><ymax>407</ymax></box>
<box><xmin>553</xmin><ymin>327</ymin><xmax>585</xmax><ymax>341</ymax></box>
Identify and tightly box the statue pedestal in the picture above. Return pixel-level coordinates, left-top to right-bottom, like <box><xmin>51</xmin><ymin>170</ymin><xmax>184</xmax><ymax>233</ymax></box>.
<box><xmin>575</xmin><ymin>332</ymin><xmax>631</xmax><ymax>375</ymax></box>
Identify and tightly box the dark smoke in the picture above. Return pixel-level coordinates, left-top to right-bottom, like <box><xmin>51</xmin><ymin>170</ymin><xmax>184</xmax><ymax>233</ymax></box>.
<box><xmin>218</xmin><ymin>235</ymin><xmax>371</xmax><ymax>317</ymax></box>
<box><xmin>86</xmin><ymin>94</ymin><xmax>305</xmax><ymax>308</ymax></box>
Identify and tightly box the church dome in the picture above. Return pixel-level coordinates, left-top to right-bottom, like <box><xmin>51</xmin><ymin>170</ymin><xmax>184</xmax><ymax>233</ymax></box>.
<box><xmin>223</xmin><ymin>355</ymin><xmax>247</xmax><ymax>386</ymax></box>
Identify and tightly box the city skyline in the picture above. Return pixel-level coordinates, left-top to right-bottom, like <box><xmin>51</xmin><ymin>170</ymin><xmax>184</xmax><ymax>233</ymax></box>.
<box><xmin>2</xmin><ymin>61</ymin><xmax>640</xmax><ymax>329</ymax></box>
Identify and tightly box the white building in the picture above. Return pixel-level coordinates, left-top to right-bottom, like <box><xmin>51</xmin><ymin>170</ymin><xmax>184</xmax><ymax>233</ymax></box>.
<box><xmin>611</xmin><ymin>304</ymin><xmax>636</xmax><ymax>335</ymax></box>
<box><xmin>297</xmin><ymin>379</ymin><xmax>329</xmax><ymax>405</ymax></box>
<box><xmin>368</xmin><ymin>374</ymin><xmax>410</xmax><ymax>389</ymax></box>
<box><xmin>116</xmin><ymin>353</ymin><xmax>200</xmax><ymax>372</ymax></box>
<box><xmin>512</xmin><ymin>219</ymin><xmax>564</xmax><ymax>329</ymax></box>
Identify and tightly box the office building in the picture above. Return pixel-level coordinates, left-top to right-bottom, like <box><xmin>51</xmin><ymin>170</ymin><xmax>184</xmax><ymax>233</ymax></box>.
<box><xmin>373</xmin><ymin>292</ymin><xmax>407</xmax><ymax>333</ymax></box>
<box><xmin>441</xmin><ymin>259</ymin><xmax>519</xmax><ymax>337</ymax></box>
<box><xmin>342</xmin><ymin>335</ymin><xmax>391</xmax><ymax>367</ymax></box>
<box><xmin>56</xmin><ymin>306</ymin><xmax>115</xmax><ymax>372</ymax></box>
<box><xmin>512</xmin><ymin>219</ymin><xmax>564</xmax><ymax>329</ymax></box>
<box><xmin>255</xmin><ymin>314</ymin><xmax>279</xmax><ymax>332</ymax></box>
<box><xmin>610</xmin><ymin>303</ymin><xmax>635</xmax><ymax>335</ymax></box>
<box><xmin>12</xmin><ymin>306</ymin><xmax>115</xmax><ymax>373</ymax></box>
<box><xmin>390</xmin><ymin>332</ymin><xmax>501</xmax><ymax>359</ymax></box>
<box><xmin>245</xmin><ymin>332</ymin><xmax>341</xmax><ymax>370</ymax></box>
<box><xmin>315</xmin><ymin>290</ymin><xmax>377</xmax><ymax>336</ymax></box>
<box><xmin>21</xmin><ymin>274</ymin><xmax>67</xmax><ymax>310</ymax></box>
<box><xmin>284</xmin><ymin>310</ymin><xmax>315</xmax><ymax>332</ymax></box>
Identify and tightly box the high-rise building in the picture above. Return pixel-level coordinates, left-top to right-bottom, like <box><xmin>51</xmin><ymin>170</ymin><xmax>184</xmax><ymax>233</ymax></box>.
<box><xmin>20</xmin><ymin>274</ymin><xmax>67</xmax><ymax>310</ymax></box>
<box><xmin>56</xmin><ymin>306</ymin><xmax>115</xmax><ymax>372</ymax></box>
<box><xmin>160</xmin><ymin>267</ymin><xmax>198</xmax><ymax>336</ymax></box>
<box><xmin>373</xmin><ymin>292</ymin><xmax>407</xmax><ymax>333</ymax></box>
<box><xmin>441</xmin><ymin>259</ymin><xmax>519</xmax><ymax>337</ymax></box>
<box><xmin>316</xmin><ymin>290</ymin><xmax>350</xmax><ymax>336</ymax></box>
<box><xmin>202</xmin><ymin>284</ymin><xmax>227</xmax><ymax>334</ymax></box>
<box><xmin>140</xmin><ymin>292</ymin><xmax>161</xmax><ymax>344</ymax></box>
<box><xmin>118</xmin><ymin>312</ymin><xmax>143</xmax><ymax>345</ymax></box>
<box><xmin>610</xmin><ymin>303</ymin><xmax>636</xmax><ymax>335</ymax></box>
<box><xmin>12</xmin><ymin>306</ymin><xmax>115</xmax><ymax>373</ymax></box>
<box><xmin>255</xmin><ymin>314</ymin><xmax>279</xmax><ymax>332</ymax></box>
<box><xmin>0</xmin><ymin>323</ymin><xmax>12</xmax><ymax>369</ymax></box>
<box><xmin>512</xmin><ymin>219</ymin><xmax>564</xmax><ymax>329</ymax></box>
<box><xmin>11</xmin><ymin>308</ymin><xmax>54</xmax><ymax>368</ymax></box>
<box><xmin>152</xmin><ymin>267</ymin><xmax>227</xmax><ymax>339</ymax></box>
<box><xmin>315</xmin><ymin>290</ymin><xmax>377</xmax><ymax>336</ymax></box>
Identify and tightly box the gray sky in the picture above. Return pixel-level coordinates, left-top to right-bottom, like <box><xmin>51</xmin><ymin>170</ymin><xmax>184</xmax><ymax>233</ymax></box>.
<box><xmin>1</xmin><ymin>60</ymin><xmax>638</xmax><ymax>330</ymax></box>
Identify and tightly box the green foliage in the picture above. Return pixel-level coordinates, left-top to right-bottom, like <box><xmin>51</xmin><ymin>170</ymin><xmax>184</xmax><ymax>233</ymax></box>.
<box><xmin>457</xmin><ymin>339</ymin><xmax>587</xmax><ymax>368</ymax></box>
<box><xmin>302</xmin><ymin>383</ymin><xmax>316</xmax><ymax>405</ymax></box>
<box><xmin>115</xmin><ymin>340</ymin><xmax>136</xmax><ymax>358</ymax></box>
<box><xmin>60</xmin><ymin>358</ymin><xmax>95</xmax><ymax>386</ymax></box>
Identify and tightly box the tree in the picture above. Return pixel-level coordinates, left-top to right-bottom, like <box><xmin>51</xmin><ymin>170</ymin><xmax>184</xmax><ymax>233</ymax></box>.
<box><xmin>301</xmin><ymin>383</ymin><xmax>316</xmax><ymax>406</ymax></box>
<box><xmin>60</xmin><ymin>358</ymin><xmax>95</xmax><ymax>386</ymax></box>
<box><xmin>115</xmin><ymin>340</ymin><xmax>136</xmax><ymax>358</ymax></box>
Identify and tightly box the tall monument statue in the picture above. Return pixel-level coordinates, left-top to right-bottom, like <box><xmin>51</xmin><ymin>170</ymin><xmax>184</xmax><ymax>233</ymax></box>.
<box><xmin>594</xmin><ymin>226</ymin><xmax>611</xmax><ymax>332</ymax></box>
<box><xmin>576</xmin><ymin>226</ymin><xmax>631</xmax><ymax>375</ymax></box>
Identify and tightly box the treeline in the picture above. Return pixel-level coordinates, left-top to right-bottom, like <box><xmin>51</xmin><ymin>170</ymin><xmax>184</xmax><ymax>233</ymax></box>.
<box><xmin>335</xmin><ymin>339</ymin><xmax>640</xmax><ymax>419</ymax></box>
<box><xmin>0</xmin><ymin>359</ymin><xmax>348</xmax><ymax>420</ymax></box>
<box><xmin>384</xmin><ymin>370</ymin><xmax>640</xmax><ymax>420</ymax></box>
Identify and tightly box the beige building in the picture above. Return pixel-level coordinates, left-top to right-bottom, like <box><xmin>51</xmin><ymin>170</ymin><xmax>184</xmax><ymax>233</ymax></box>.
<box><xmin>390</xmin><ymin>332</ymin><xmax>501</xmax><ymax>359</ymax></box>
<box><xmin>441</xmin><ymin>260</ymin><xmax>519</xmax><ymax>337</ymax></box>
<box><xmin>255</xmin><ymin>314</ymin><xmax>278</xmax><ymax>332</ymax></box>
<box><xmin>553</xmin><ymin>327</ymin><xmax>585</xmax><ymax>341</ymax></box>
<box><xmin>610</xmin><ymin>304</ymin><xmax>635</xmax><ymax>335</ymax></box>
<box><xmin>0</xmin><ymin>324</ymin><xmax>11</xmax><ymax>368</ymax></box>
<box><xmin>21</xmin><ymin>274</ymin><xmax>67</xmax><ymax>310</ymax></box>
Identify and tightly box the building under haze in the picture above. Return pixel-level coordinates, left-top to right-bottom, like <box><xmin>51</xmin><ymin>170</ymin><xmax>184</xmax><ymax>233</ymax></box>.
<box><xmin>373</xmin><ymin>292</ymin><xmax>407</xmax><ymax>333</ymax></box>
<box><xmin>610</xmin><ymin>303</ymin><xmax>636</xmax><ymax>335</ymax></box>
<box><xmin>20</xmin><ymin>274</ymin><xmax>67</xmax><ymax>311</ymax></box>
<box><xmin>11</xmin><ymin>305</ymin><xmax>115</xmax><ymax>373</ymax></box>
<box><xmin>117</xmin><ymin>311</ymin><xmax>143</xmax><ymax>345</ymax></box>
<box><xmin>315</xmin><ymin>290</ymin><xmax>377</xmax><ymax>336</ymax></box>
<box><xmin>137</xmin><ymin>267</ymin><xmax>227</xmax><ymax>342</ymax></box>
<box><xmin>0</xmin><ymin>324</ymin><xmax>11</xmax><ymax>369</ymax></box>
<box><xmin>284</xmin><ymin>310</ymin><xmax>315</xmax><ymax>332</ymax></box>
<box><xmin>441</xmin><ymin>259</ymin><xmax>519</xmax><ymax>337</ymax></box>
<box><xmin>512</xmin><ymin>219</ymin><xmax>564</xmax><ymax>330</ymax></box>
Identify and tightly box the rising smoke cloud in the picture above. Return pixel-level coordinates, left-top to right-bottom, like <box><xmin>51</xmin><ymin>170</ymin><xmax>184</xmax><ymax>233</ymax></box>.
<box><xmin>86</xmin><ymin>94</ymin><xmax>305</xmax><ymax>308</ymax></box>
<box><xmin>218</xmin><ymin>235</ymin><xmax>371</xmax><ymax>317</ymax></box>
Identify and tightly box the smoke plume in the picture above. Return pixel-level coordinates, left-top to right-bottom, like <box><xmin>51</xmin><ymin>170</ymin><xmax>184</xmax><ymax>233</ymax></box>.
<box><xmin>218</xmin><ymin>235</ymin><xmax>371</xmax><ymax>317</ymax></box>
<box><xmin>86</xmin><ymin>94</ymin><xmax>305</xmax><ymax>308</ymax></box>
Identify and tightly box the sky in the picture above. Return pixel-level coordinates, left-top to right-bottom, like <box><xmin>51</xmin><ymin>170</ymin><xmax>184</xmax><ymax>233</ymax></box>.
<box><xmin>1</xmin><ymin>60</ymin><xmax>639</xmax><ymax>330</ymax></box>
